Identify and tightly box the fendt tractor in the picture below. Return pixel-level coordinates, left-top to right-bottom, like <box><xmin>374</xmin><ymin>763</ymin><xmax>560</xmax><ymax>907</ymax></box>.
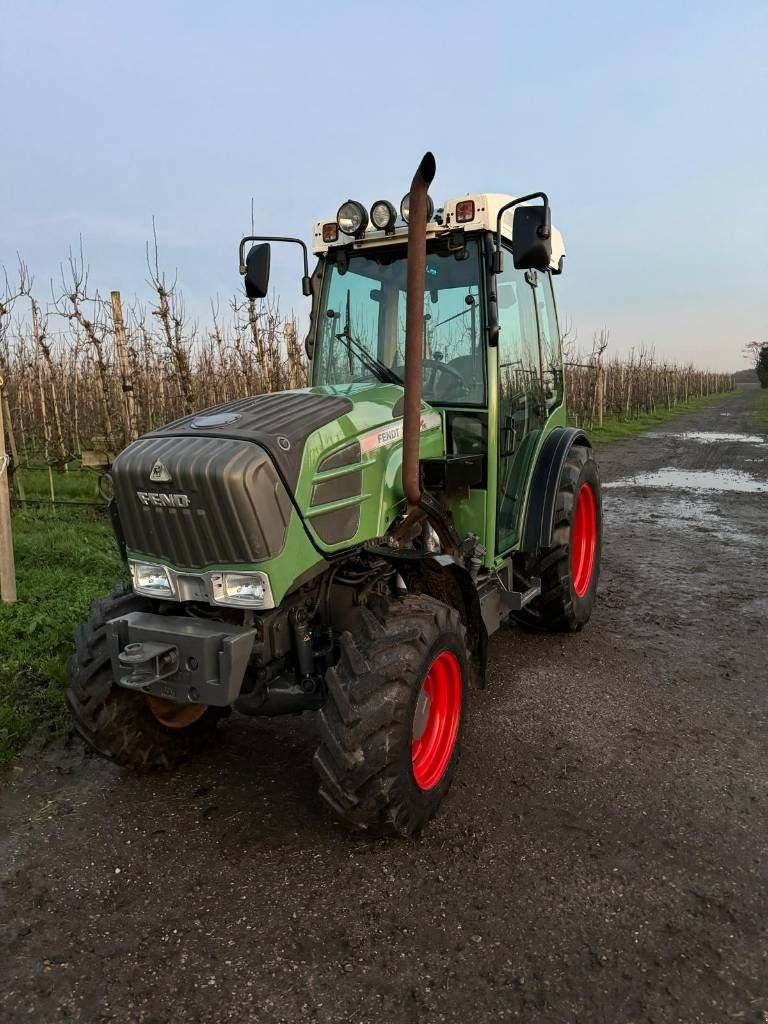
<box><xmin>68</xmin><ymin>153</ymin><xmax>602</xmax><ymax>836</ymax></box>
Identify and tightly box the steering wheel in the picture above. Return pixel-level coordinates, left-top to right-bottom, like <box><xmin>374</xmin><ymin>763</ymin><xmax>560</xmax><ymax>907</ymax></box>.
<box><xmin>422</xmin><ymin>358</ymin><xmax>467</xmax><ymax>397</ymax></box>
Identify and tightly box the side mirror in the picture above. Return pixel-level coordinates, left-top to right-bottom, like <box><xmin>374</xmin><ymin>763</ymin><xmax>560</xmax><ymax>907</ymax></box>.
<box><xmin>244</xmin><ymin>243</ymin><xmax>271</xmax><ymax>299</ymax></box>
<box><xmin>512</xmin><ymin>206</ymin><xmax>552</xmax><ymax>270</ymax></box>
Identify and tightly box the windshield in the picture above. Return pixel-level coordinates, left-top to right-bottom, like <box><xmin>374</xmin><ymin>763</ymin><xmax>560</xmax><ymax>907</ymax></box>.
<box><xmin>312</xmin><ymin>238</ymin><xmax>485</xmax><ymax>405</ymax></box>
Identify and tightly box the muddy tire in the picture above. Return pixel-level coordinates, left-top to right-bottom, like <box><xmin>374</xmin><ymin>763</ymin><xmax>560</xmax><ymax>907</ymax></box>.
<box><xmin>515</xmin><ymin>445</ymin><xmax>602</xmax><ymax>633</ymax></box>
<box><xmin>313</xmin><ymin>594</ymin><xmax>469</xmax><ymax>837</ymax></box>
<box><xmin>66</xmin><ymin>582</ymin><xmax>223</xmax><ymax>770</ymax></box>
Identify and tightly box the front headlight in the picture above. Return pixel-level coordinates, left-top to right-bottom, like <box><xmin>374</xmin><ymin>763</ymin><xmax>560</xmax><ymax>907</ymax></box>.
<box><xmin>211</xmin><ymin>571</ymin><xmax>270</xmax><ymax>608</ymax></box>
<box><xmin>130</xmin><ymin>561</ymin><xmax>175</xmax><ymax>598</ymax></box>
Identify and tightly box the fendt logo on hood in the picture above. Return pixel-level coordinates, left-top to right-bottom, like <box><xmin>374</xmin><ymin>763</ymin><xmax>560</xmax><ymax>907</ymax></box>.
<box><xmin>149</xmin><ymin>460</ymin><xmax>173</xmax><ymax>483</ymax></box>
<box><xmin>137</xmin><ymin>491</ymin><xmax>190</xmax><ymax>509</ymax></box>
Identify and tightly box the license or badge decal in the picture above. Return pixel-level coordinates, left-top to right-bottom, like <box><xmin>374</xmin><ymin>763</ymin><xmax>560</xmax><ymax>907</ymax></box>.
<box><xmin>359</xmin><ymin>413</ymin><xmax>441</xmax><ymax>455</ymax></box>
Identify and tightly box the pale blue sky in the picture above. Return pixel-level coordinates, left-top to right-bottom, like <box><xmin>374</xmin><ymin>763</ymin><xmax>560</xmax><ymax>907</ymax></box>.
<box><xmin>1</xmin><ymin>0</ymin><xmax>765</xmax><ymax>370</ymax></box>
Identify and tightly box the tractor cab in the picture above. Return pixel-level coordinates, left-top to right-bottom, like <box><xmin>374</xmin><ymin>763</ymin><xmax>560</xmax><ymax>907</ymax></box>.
<box><xmin>242</xmin><ymin>186</ymin><xmax>569</xmax><ymax>560</ymax></box>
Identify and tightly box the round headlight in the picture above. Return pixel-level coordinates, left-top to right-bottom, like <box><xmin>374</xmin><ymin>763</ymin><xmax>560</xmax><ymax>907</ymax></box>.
<box><xmin>336</xmin><ymin>200</ymin><xmax>368</xmax><ymax>237</ymax></box>
<box><xmin>400</xmin><ymin>192</ymin><xmax>435</xmax><ymax>225</ymax></box>
<box><xmin>370</xmin><ymin>199</ymin><xmax>397</xmax><ymax>232</ymax></box>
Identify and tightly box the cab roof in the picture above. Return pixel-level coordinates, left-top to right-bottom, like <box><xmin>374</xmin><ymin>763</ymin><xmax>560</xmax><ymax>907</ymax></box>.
<box><xmin>312</xmin><ymin>192</ymin><xmax>565</xmax><ymax>272</ymax></box>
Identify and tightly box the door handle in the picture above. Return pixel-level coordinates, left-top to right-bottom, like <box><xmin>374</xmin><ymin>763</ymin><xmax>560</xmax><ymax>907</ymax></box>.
<box><xmin>501</xmin><ymin>416</ymin><xmax>517</xmax><ymax>456</ymax></box>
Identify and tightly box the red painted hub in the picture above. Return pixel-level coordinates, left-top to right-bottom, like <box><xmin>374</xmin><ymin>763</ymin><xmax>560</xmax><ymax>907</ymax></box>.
<box><xmin>571</xmin><ymin>482</ymin><xmax>597</xmax><ymax>598</ymax></box>
<box><xmin>411</xmin><ymin>650</ymin><xmax>462</xmax><ymax>791</ymax></box>
<box><xmin>145</xmin><ymin>695</ymin><xmax>207</xmax><ymax>729</ymax></box>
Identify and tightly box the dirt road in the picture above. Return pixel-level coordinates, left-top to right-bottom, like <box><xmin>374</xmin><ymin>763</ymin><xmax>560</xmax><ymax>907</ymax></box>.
<box><xmin>2</xmin><ymin>385</ymin><xmax>767</xmax><ymax>1024</ymax></box>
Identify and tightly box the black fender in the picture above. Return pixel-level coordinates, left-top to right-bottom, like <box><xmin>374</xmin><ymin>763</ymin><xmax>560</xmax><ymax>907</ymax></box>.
<box><xmin>520</xmin><ymin>427</ymin><xmax>592</xmax><ymax>555</ymax></box>
<box><xmin>370</xmin><ymin>548</ymin><xmax>488</xmax><ymax>686</ymax></box>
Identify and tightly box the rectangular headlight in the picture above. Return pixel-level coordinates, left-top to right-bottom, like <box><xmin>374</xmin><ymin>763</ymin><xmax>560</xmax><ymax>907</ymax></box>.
<box><xmin>211</xmin><ymin>571</ymin><xmax>270</xmax><ymax>608</ymax></box>
<box><xmin>130</xmin><ymin>561</ymin><xmax>175</xmax><ymax>598</ymax></box>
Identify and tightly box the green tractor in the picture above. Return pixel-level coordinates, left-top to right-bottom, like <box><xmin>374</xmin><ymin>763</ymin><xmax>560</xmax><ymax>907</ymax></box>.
<box><xmin>67</xmin><ymin>153</ymin><xmax>601</xmax><ymax>836</ymax></box>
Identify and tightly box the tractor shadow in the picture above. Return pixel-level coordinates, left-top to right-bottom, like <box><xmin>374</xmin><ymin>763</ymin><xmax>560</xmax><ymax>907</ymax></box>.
<box><xmin>90</xmin><ymin>710</ymin><xmax>343</xmax><ymax>853</ymax></box>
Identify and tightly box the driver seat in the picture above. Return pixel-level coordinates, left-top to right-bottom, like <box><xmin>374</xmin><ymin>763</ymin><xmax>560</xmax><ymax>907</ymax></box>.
<box><xmin>445</xmin><ymin>353</ymin><xmax>483</xmax><ymax>402</ymax></box>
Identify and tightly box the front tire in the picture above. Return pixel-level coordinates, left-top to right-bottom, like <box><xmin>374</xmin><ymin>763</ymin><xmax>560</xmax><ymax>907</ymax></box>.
<box><xmin>66</xmin><ymin>582</ymin><xmax>223</xmax><ymax>770</ymax></box>
<box><xmin>313</xmin><ymin>594</ymin><xmax>469</xmax><ymax>837</ymax></box>
<box><xmin>515</xmin><ymin>444</ymin><xmax>602</xmax><ymax>632</ymax></box>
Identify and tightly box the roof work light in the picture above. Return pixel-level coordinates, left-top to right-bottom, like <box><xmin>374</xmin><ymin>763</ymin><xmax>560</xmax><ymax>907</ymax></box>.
<box><xmin>336</xmin><ymin>200</ymin><xmax>368</xmax><ymax>237</ymax></box>
<box><xmin>400</xmin><ymin>192</ymin><xmax>434</xmax><ymax>225</ymax></box>
<box><xmin>370</xmin><ymin>199</ymin><xmax>397</xmax><ymax>233</ymax></box>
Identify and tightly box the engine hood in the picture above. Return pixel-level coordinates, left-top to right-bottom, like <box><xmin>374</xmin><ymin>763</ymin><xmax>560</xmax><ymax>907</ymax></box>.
<box><xmin>141</xmin><ymin>387</ymin><xmax>355</xmax><ymax>491</ymax></box>
<box><xmin>112</xmin><ymin>382</ymin><xmax>445</xmax><ymax>576</ymax></box>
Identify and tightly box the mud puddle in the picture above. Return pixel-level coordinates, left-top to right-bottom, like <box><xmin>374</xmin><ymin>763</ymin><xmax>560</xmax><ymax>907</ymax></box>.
<box><xmin>648</xmin><ymin>430</ymin><xmax>767</xmax><ymax>444</ymax></box>
<box><xmin>604</xmin><ymin>493</ymin><xmax>756</xmax><ymax>544</ymax></box>
<box><xmin>604</xmin><ymin>467</ymin><xmax>768</xmax><ymax>493</ymax></box>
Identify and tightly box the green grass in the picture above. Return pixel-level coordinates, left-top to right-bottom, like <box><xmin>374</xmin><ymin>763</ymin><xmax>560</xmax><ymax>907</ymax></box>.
<box><xmin>571</xmin><ymin>391</ymin><xmax>736</xmax><ymax>445</ymax></box>
<box><xmin>13</xmin><ymin>463</ymin><xmax>102</xmax><ymax>502</ymax></box>
<box><xmin>0</xmin><ymin>507</ymin><xmax>124</xmax><ymax>767</ymax></box>
<box><xmin>757</xmin><ymin>387</ymin><xmax>768</xmax><ymax>431</ymax></box>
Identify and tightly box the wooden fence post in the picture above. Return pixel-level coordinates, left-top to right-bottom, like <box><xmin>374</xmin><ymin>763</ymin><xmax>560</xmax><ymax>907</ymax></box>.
<box><xmin>597</xmin><ymin>366</ymin><xmax>605</xmax><ymax>428</ymax></box>
<box><xmin>111</xmin><ymin>291</ymin><xmax>138</xmax><ymax>443</ymax></box>
<box><xmin>1</xmin><ymin>388</ymin><xmax>25</xmax><ymax>501</ymax></box>
<box><xmin>0</xmin><ymin>375</ymin><xmax>17</xmax><ymax>603</ymax></box>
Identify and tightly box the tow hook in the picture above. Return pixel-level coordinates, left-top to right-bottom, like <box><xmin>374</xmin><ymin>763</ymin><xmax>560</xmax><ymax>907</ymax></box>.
<box><xmin>118</xmin><ymin>641</ymin><xmax>179</xmax><ymax>690</ymax></box>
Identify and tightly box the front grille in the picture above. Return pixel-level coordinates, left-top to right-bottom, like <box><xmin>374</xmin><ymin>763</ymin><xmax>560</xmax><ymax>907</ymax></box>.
<box><xmin>112</xmin><ymin>435</ymin><xmax>292</xmax><ymax>569</ymax></box>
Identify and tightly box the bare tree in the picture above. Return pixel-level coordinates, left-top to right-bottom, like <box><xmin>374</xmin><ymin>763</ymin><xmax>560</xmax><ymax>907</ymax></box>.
<box><xmin>53</xmin><ymin>240</ymin><xmax>114</xmax><ymax>448</ymax></box>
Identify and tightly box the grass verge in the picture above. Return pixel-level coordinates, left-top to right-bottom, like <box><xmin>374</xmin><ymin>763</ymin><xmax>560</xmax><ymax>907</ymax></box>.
<box><xmin>757</xmin><ymin>387</ymin><xmax>768</xmax><ymax>431</ymax></box>
<box><xmin>0</xmin><ymin>507</ymin><xmax>124</xmax><ymax>768</ymax></box>
<box><xmin>572</xmin><ymin>391</ymin><xmax>736</xmax><ymax>445</ymax></box>
<box><xmin>12</xmin><ymin>463</ymin><xmax>102</xmax><ymax>502</ymax></box>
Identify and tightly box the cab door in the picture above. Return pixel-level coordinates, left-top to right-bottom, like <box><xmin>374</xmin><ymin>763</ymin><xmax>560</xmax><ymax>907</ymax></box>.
<box><xmin>495</xmin><ymin>258</ymin><xmax>547</xmax><ymax>554</ymax></box>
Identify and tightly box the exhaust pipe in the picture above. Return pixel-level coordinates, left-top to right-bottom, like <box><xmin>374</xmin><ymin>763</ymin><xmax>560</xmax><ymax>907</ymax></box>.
<box><xmin>402</xmin><ymin>151</ymin><xmax>436</xmax><ymax>507</ymax></box>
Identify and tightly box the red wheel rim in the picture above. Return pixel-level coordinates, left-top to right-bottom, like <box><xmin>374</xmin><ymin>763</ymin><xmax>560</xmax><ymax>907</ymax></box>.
<box><xmin>145</xmin><ymin>695</ymin><xmax>207</xmax><ymax>730</ymax></box>
<box><xmin>411</xmin><ymin>650</ymin><xmax>462</xmax><ymax>791</ymax></box>
<box><xmin>571</xmin><ymin>482</ymin><xmax>597</xmax><ymax>598</ymax></box>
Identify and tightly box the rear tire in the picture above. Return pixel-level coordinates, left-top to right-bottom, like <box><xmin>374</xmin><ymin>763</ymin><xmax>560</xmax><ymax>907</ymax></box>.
<box><xmin>515</xmin><ymin>444</ymin><xmax>602</xmax><ymax>632</ymax></box>
<box><xmin>314</xmin><ymin>594</ymin><xmax>469</xmax><ymax>837</ymax></box>
<box><xmin>66</xmin><ymin>582</ymin><xmax>223</xmax><ymax>770</ymax></box>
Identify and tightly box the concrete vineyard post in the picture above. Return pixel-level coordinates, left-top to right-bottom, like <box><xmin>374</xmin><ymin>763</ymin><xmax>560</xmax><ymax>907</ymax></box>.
<box><xmin>0</xmin><ymin>376</ymin><xmax>17</xmax><ymax>603</ymax></box>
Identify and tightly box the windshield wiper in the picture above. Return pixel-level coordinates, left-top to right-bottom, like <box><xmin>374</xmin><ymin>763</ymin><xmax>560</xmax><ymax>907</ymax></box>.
<box><xmin>335</xmin><ymin>327</ymin><xmax>403</xmax><ymax>386</ymax></box>
<box><xmin>335</xmin><ymin>290</ymin><xmax>403</xmax><ymax>387</ymax></box>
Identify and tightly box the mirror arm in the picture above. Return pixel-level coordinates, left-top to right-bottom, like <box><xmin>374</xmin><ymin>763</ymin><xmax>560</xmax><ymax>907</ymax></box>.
<box><xmin>238</xmin><ymin>235</ymin><xmax>312</xmax><ymax>296</ymax></box>
<box><xmin>493</xmin><ymin>192</ymin><xmax>550</xmax><ymax>272</ymax></box>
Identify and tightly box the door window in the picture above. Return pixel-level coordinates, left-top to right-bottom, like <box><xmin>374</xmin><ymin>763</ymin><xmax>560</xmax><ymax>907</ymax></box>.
<box><xmin>534</xmin><ymin>271</ymin><xmax>563</xmax><ymax>411</ymax></box>
<box><xmin>495</xmin><ymin>261</ymin><xmax>545</xmax><ymax>553</ymax></box>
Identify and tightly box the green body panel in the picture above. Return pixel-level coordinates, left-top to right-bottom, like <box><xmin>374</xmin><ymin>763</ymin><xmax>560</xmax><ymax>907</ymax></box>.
<box><xmin>491</xmin><ymin>400</ymin><xmax>567</xmax><ymax>565</ymax></box>
<box><xmin>483</xmin><ymin>329</ymin><xmax>499</xmax><ymax>568</ymax></box>
<box><xmin>295</xmin><ymin>382</ymin><xmax>444</xmax><ymax>551</ymax></box>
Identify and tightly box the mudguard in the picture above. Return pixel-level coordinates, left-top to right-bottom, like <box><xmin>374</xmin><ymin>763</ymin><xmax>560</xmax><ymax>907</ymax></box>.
<box><xmin>521</xmin><ymin>427</ymin><xmax>592</xmax><ymax>554</ymax></box>
<box><xmin>370</xmin><ymin>548</ymin><xmax>488</xmax><ymax>686</ymax></box>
